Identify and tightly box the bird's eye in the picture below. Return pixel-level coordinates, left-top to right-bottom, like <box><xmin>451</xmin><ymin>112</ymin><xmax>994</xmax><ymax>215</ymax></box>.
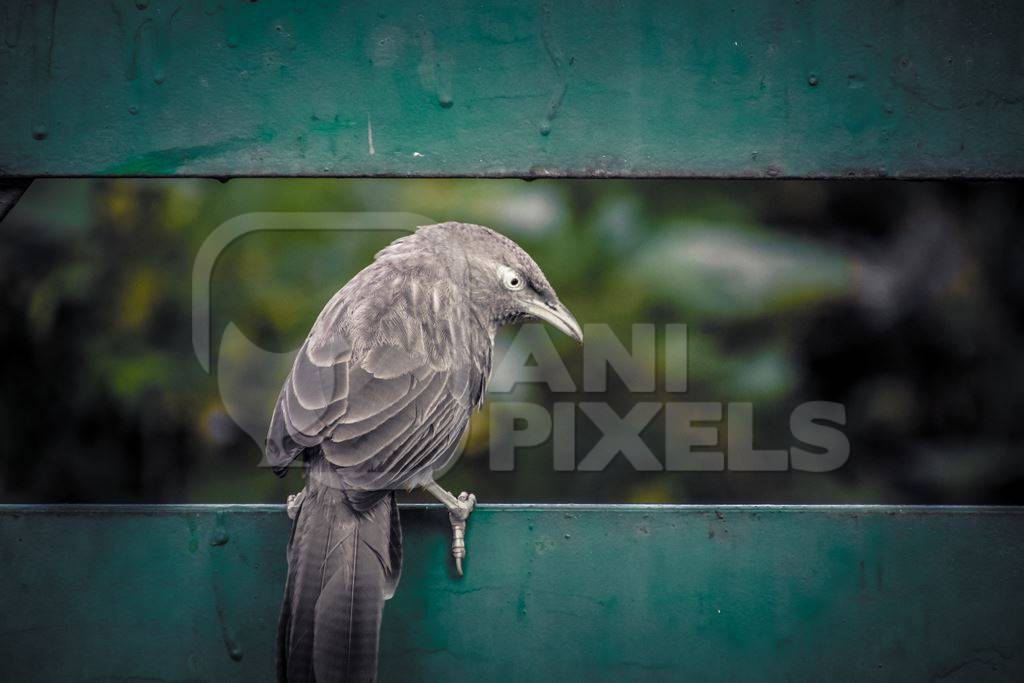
<box><xmin>500</xmin><ymin>266</ymin><xmax>526</xmax><ymax>291</ymax></box>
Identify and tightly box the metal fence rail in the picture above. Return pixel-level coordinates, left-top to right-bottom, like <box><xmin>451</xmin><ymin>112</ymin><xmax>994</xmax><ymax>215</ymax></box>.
<box><xmin>1</xmin><ymin>0</ymin><xmax>1022</xmax><ymax>178</ymax></box>
<box><xmin>2</xmin><ymin>504</ymin><xmax>1022</xmax><ymax>681</ymax></box>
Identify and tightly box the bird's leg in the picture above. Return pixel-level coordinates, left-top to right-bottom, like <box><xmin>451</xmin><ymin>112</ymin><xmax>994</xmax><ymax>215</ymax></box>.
<box><xmin>424</xmin><ymin>481</ymin><xmax>476</xmax><ymax>576</ymax></box>
<box><xmin>286</xmin><ymin>487</ymin><xmax>306</xmax><ymax>520</ymax></box>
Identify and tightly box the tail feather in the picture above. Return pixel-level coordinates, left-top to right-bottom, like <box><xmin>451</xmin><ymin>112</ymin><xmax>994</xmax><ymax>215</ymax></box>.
<box><xmin>277</xmin><ymin>484</ymin><xmax>401</xmax><ymax>682</ymax></box>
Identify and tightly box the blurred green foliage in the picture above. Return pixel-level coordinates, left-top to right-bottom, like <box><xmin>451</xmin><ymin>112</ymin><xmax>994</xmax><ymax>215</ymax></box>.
<box><xmin>1</xmin><ymin>179</ymin><xmax>1022</xmax><ymax>504</ymax></box>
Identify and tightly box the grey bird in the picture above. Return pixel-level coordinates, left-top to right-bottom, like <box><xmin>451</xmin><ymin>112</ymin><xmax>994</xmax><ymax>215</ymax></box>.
<box><xmin>267</xmin><ymin>222</ymin><xmax>582</xmax><ymax>682</ymax></box>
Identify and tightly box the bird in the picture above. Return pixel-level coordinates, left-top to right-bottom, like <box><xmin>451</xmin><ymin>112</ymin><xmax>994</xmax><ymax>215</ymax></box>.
<box><xmin>266</xmin><ymin>221</ymin><xmax>582</xmax><ymax>682</ymax></box>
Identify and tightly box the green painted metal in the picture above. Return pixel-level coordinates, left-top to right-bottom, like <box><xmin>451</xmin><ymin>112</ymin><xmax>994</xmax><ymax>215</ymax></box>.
<box><xmin>0</xmin><ymin>1</ymin><xmax>1022</xmax><ymax>178</ymax></box>
<box><xmin>1</xmin><ymin>505</ymin><xmax>1022</xmax><ymax>681</ymax></box>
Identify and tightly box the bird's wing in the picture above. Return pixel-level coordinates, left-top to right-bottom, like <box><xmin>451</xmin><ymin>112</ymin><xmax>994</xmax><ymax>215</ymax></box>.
<box><xmin>319</xmin><ymin>351</ymin><xmax>478</xmax><ymax>491</ymax></box>
<box><xmin>264</xmin><ymin>319</ymin><xmax>353</xmax><ymax>473</ymax></box>
<box><xmin>265</xmin><ymin>272</ymin><xmax>487</xmax><ymax>489</ymax></box>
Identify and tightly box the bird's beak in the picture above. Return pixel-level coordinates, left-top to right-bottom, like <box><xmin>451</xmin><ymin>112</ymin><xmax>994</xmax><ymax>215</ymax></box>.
<box><xmin>523</xmin><ymin>298</ymin><xmax>584</xmax><ymax>343</ymax></box>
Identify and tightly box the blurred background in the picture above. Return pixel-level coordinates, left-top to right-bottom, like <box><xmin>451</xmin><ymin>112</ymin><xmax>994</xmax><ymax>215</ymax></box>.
<box><xmin>1</xmin><ymin>178</ymin><xmax>1022</xmax><ymax>504</ymax></box>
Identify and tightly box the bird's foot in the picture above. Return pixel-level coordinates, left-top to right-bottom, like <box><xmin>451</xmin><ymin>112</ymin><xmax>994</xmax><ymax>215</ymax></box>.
<box><xmin>448</xmin><ymin>491</ymin><xmax>476</xmax><ymax>521</ymax></box>
<box><xmin>286</xmin><ymin>488</ymin><xmax>306</xmax><ymax>520</ymax></box>
<box><xmin>448</xmin><ymin>492</ymin><xmax>476</xmax><ymax>576</ymax></box>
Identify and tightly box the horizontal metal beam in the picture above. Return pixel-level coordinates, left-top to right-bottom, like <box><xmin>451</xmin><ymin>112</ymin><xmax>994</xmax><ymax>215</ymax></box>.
<box><xmin>2</xmin><ymin>504</ymin><xmax>1022</xmax><ymax>681</ymax></box>
<box><xmin>0</xmin><ymin>1</ymin><xmax>1021</xmax><ymax>178</ymax></box>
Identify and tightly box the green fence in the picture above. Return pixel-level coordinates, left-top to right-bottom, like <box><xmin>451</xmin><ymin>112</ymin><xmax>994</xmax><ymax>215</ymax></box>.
<box><xmin>2</xmin><ymin>504</ymin><xmax>1022</xmax><ymax>681</ymax></box>
<box><xmin>1</xmin><ymin>0</ymin><xmax>1022</xmax><ymax>178</ymax></box>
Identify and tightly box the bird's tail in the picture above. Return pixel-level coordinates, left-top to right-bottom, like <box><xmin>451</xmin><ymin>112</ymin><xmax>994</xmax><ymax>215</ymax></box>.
<box><xmin>277</xmin><ymin>481</ymin><xmax>402</xmax><ymax>683</ymax></box>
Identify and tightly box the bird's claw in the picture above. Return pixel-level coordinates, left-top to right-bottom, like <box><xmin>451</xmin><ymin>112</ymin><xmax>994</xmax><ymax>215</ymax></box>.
<box><xmin>286</xmin><ymin>488</ymin><xmax>306</xmax><ymax>520</ymax></box>
<box><xmin>448</xmin><ymin>492</ymin><xmax>476</xmax><ymax>576</ymax></box>
<box><xmin>449</xmin><ymin>491</ymin><xmax>476</xmax><ymax>521</ymax></box>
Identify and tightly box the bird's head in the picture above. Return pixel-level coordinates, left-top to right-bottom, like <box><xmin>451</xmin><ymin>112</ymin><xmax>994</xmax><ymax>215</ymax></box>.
<box><xmin>386</xmin><ymin>222</ymin><xmax>583</xmax><ymax>343</ymax></box>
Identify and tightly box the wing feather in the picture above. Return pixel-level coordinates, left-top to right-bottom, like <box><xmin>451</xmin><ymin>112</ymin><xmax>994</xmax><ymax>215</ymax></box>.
<box><xmin>265</xmin><ymin>263</ymin><xmax>490</xmax><ymax>489</ymax></box>
<box><xmin>329</xmin><ymin>373</ymin><xmax>445</xmax><ymax>443</ymax></box>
